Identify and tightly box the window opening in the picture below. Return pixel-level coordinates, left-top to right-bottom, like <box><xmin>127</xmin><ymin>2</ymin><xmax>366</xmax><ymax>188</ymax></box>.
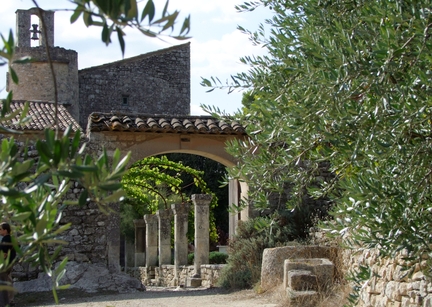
<box><xmin>122</xmin><ymin>95</ymin><xmax>129</xmax><ymax>105</ymax></box>
<box><xmin>30</xmin><ymin>15</ymin><xmax>40</xmax><ymax>47</ymax></box>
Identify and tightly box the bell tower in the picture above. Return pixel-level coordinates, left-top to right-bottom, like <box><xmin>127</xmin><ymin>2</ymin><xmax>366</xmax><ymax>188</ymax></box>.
<box><xmin>7</xmin><ymin>8</ymin><xmax>80</xmax><ymax>124</ymax></box>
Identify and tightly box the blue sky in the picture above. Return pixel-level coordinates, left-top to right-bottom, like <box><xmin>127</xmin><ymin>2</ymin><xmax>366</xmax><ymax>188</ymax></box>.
<box><xmin>0</xmin><ymin>0</ymin><xmax>271</xmax><ymax>115</ymax></box>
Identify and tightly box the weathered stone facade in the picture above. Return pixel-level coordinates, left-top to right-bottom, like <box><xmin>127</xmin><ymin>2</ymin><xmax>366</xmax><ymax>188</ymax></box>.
<box><xmin>78</xmin><ymin>43</ymin><xmax>191</xmax><ymax>128</ymax></box>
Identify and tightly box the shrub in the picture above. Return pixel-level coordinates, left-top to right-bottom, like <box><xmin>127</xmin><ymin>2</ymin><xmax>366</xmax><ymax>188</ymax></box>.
<box><xmin>209</xmin><ymin>251</ymin><xmax>228</xmax><ymax>264</ymax></box>
<box><xmin>187</xmin><ymin>253</ymin><xmax>194</xmax><ymax>265</ymax></box>
<box><xmin>187</xmin><ymin>251</ymin><xmax>228</xmax><ymax>265</ymax></box>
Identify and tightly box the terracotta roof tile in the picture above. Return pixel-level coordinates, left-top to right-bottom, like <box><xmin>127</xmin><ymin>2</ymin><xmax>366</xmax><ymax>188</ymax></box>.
<box><xmin>89</xmin><ymin>112</ymin><xmax>246</xmax><ymax>135</ymax></box>
<box><xmin>3</xmin><ymin>100</ymin><xmax>82</xmax><ymax>133</ymax></box>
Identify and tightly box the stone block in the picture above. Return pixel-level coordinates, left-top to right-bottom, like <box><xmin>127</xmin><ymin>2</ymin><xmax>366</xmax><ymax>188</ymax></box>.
<box><xmin>283</xmin><ymin>258</ymin><xmax>334</xmax><ymax>290</ymax></box>
<box><xmin>288</xmin><ymin>270</ymin><xmax>317</xmax><ymax>291</ymax></box>
<box><xmin>261</xmin><ymin>245</ymin><xmax>338</xmax><ymax>291</ymax></box>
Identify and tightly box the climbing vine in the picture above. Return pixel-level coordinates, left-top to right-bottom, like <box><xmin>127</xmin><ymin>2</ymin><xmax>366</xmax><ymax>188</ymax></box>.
<box><xmin>121</xmin><ymin>155</ymin><xmax>218</xmax><ymax>243</ymax></box>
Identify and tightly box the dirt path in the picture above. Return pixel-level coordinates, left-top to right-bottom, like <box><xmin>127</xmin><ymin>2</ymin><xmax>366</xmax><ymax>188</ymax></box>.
<box><xmin>14</xmin><ymin>287</ymin><xmax>282</xmax><ymax>307</ymax></box>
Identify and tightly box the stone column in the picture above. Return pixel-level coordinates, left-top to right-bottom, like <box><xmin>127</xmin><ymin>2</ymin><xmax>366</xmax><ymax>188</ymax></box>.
<box><xmin>39</xmin><ymin>9</ymin><xmax>55</xmax><ymax>47</ymax></box>
<box><xmin>228</xmin><ymin>179</ymin><xmax>240</xmax><ymax>240</ymax></box>
<box><xmin>107</xmin><ymin>203</ymin><xmax>121</xmax><ymax>272</ymax></box>
<box><xmin>124</xmin><ymin>239</ymin><xmax>135</xmax><ymax>269</ymax></box>
<box><xmin>156</xmin><ymin>209</ymin><xmax>172</xmax><ymax>266</ymax></box>
<box><xmin>133</xmin><ymin>219</ymin><xmax>146</xmax><ymax>267</ymax></box>
<box><xmin>144</xmin><ymin>214</ymin><xmax>158</xmax><ymax>267</ymax></box>
<box><xmin>15</xmin><ymin>9</ymin><xmax>31</xmax><ymax>47</ymax></box>
<box><xmin>192</xmin><ymin>194</ymin><xmax>212</xmax><ymax>277</ymax></box>
<box><xmin>171</xmin><ymin>203</ymin><xmax>190</xmax><ymax>266</ymax></box>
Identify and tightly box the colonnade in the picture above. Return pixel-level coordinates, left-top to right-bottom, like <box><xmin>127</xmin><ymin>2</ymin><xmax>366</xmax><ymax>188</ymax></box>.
<box><xmin>132</xmin><ymin>194</ymin><xmax>212</xmax><ymax>278</ymax></box>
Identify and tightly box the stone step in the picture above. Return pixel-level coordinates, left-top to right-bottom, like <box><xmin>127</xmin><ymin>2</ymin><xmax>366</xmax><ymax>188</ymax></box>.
<box><xmin>288</xmin><ymin>270</ymin><xmax>318</xmax><ymax>291</ymax></box>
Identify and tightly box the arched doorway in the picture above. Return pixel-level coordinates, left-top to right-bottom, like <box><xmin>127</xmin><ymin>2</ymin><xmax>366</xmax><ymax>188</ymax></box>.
<box><xmin>88</xmin><ymin>113</ymin><xmax>250</xmax><ymax>271</ymax></box>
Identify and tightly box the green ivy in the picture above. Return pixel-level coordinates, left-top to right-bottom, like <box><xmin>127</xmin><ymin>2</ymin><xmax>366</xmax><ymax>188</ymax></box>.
<box><xmin>121</xmin><ymin>156</ymin><xmax>218</xmax><ymax>243</ymax></box>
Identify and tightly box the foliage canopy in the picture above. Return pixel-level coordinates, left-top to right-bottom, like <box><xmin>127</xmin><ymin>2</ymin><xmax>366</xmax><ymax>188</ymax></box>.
<box><xmin>202</xmin><ymin>0</ymin><xmax>432</xmax><ymax>279</ymax></box>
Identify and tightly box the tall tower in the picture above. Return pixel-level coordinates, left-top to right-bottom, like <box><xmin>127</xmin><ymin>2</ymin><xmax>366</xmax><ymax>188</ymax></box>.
<box><xmin>7</xmin><ymin>8</ymin><xmax>80</xmax><ymax>123</ymax></box>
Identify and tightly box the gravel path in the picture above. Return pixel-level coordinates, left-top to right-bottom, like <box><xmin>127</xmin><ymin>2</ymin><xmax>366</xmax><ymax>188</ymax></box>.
<box><xmin>14</xmin><ymin>287</ymin><xmax>281</xmax><ymax>307</ymax></box>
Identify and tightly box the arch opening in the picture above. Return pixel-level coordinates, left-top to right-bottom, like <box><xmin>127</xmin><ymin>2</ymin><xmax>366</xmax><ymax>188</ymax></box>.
<box><xmin>119</xmin><ymin>152</ymin><xmax>232</xmax><ymax>269</ymax></box>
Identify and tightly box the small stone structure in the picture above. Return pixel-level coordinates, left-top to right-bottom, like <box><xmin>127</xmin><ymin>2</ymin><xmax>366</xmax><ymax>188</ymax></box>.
<box><xmin>284</xmin><ymin>258</ymin><xmax>334</xmax><ymax>307</ymax></box>
<box><xmin>260</xmin><ymin>245</ymin><xmax>340</xmax><ymax>292</ymax></box>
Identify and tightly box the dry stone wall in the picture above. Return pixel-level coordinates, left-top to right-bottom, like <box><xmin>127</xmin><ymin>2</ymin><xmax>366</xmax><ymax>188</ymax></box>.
<box><xmin>78</xmin><ymin>43</ymin><xmax>191</xmax><ymax>128</ymax></box>
<box><xmin>344</xmin><ymin>248</ymin><xmax>432</xmax><ymax>307</ymax></box>
<box><xmin>311</xmin><ymin>231</ymin><xmax>432</xmax><ymax>307</ymax></box>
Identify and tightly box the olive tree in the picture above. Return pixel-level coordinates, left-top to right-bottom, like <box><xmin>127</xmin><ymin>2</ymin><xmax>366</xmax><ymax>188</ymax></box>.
<box><xmin>202</xmin><ymin>0</ymin><xmax>432</xmax><ymax>298</ymax></box>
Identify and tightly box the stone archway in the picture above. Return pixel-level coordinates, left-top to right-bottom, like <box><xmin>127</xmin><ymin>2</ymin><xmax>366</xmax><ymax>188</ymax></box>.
<box><xmin>88</xmin><ymin>113</ymin><xmax>251</xmax><ymax>271</ymax></box>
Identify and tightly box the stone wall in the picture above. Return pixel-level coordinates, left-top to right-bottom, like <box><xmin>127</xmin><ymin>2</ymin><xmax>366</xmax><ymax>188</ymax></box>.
<box><xmin>311</xmin><ymin>231</ymin><xmax>432</xmax><ymax>307</ymax></box>
<box><xmin>78</xmin><ymin>43</ymin><xmax>191</xmax><ymax>128</ymax></box>
<box><xmin>0</xmin><ymin>134</ymin><xmax>120</xmax><ymax>281</ymax></box>
<box><xmin>131</xmin><ymin>264</ymin><xmax>225</xmax><ymax>288</ymax></box>
<box><xmin>344</xmin><ymin>248</ymin><xmax>432</xmax><ymax>307</ymax></box>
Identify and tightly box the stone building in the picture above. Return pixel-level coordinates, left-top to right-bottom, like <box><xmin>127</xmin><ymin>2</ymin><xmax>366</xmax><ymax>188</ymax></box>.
<box><xmin>3</xmin><ymin>7</ymin><xmax>250</xmax><ymax>292</ymax></box>
<box><xmin>7</xmin><ymin>8</ymin><xmax>191</xmax><ymax>128</ymax></box>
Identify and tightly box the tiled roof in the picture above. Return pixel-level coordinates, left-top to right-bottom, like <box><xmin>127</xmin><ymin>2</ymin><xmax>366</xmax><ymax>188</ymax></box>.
<box><xmin>89</xmin><ymin>112</ymin><xmax>246</xmax><ymax>135</ymax></box>
<box><xmin>3</xmin><ymin>100</ymin><xmax>82</xmax><ymax>132</ymax></box>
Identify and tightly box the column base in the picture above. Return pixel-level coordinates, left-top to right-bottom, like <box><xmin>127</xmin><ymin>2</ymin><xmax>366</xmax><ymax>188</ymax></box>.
<box><xmin>187</xmin><ymin>278</ymin><xmax>202</xmax><ymax>288</ymax></box>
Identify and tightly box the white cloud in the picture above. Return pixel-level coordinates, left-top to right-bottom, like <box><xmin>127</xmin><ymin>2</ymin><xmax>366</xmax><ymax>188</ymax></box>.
<box><xmin>168</xmin><ymin>0</ymin><xmax>238</xmax><ymax>15</ymax></box>
<box><xmin>191</xmin><ymin>30</ymin><xmax>266</xmax><ymax>76</ymax></box>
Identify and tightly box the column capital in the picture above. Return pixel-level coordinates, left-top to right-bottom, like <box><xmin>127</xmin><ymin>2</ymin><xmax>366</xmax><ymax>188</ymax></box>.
<box><xmin>171</xmin><ymin>203</ymin><xmax>190</xmax><ymax>216</ymax></box>
<box><xmin>191</xmin><ymin>194</ymin><xmax>212</xmax><ymax>206</ymax></box>
<box><xmin>133</xmin><ymin>219</ymin><xmax>146</xmax><ymax>227</ymax></box>
<box><xmin>156</xmin><ymin>208</ymin><xmax>172</xmax><ymax>219</ymax></box>
<box><xmin>144</xmin><ymin>214</ymin><xmax>158</xmax><ymax>224</ymax></box>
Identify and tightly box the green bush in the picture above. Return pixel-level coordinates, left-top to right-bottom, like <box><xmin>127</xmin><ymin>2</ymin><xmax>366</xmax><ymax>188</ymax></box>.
<box><xmin>187</xmin><ymin>253</ymin><xmax>194</xmax><ymax>265</ymax></box>
<box><xmin>209</xmin><ymin>251</ymin><xmax>228</xmax><ymax>264</ymax></box>
<box><xmin>188</xmin><ymin>252</ymin><xmax>228</xmax><ymax>265</ymax></box>
<box><xmin>187</xmin><ymin>251</ymin><xmax>228</xmax><ymax>265</ymax></box>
